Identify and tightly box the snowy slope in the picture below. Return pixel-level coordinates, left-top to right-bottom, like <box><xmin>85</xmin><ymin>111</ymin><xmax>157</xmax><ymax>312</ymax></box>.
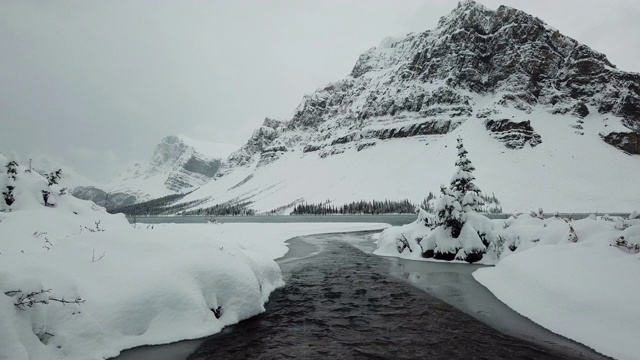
<box><xmin>172</xmin><ymin>1</ymin><xmax>640</xmax><ymax>214</ymax></box>
<box><xmin>177</xmin><ymin>106</ymin><xmax>640</xmax><ymax>213</ymax></box>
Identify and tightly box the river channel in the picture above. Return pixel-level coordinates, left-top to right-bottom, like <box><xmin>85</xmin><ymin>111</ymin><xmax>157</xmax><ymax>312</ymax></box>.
<box><xmin>116</xmin><ymin>231</ymin><xmax>608</xmax><ymax>360</ymax></box>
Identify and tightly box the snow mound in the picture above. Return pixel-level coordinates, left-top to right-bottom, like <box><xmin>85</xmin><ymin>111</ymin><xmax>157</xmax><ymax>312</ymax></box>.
<box><xmin>375</xmin><ymin>204</ymin><xmax>640</xmax><ymax>360</ymax></box>
<box><xmin>474</xmin><ymin>216</ymin><xmax>640</xmax><ymax>360</ymax></box>
<box><xmin>0</xmin><ymin>153</ymin><xmax>284</xmax><ymax>360</ymax></box>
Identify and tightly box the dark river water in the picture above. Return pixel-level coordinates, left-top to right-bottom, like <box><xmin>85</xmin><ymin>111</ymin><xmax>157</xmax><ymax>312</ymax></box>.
<box><xmin>116</xmin><ymin>231</ymin><xmax>608</xmax><ymax>360</ymax></box>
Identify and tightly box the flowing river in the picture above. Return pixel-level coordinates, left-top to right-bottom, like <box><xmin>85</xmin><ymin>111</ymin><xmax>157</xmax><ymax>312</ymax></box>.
<box><xmin>117</xmin><ymin>231</ymin><xmax>608</xmax><ymax>360</ymax></box>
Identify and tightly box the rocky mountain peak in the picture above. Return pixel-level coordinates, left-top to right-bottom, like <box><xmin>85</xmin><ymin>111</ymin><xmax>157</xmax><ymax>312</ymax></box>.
<box><xmin>222</xmin><ymin>1</ymin><xmax>639</xmax><ymax>170</ymax></box>
<box><xmin>153</xmin><ymin>1</ymin><xmax>640</xmax><ymax>215</ymax></box>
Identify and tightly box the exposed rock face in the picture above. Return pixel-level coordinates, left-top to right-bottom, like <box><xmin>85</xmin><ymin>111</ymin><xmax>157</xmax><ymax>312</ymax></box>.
<box><xmin>603</xmin><ymin>132</ymin><xmax>640</xmax><ymax>155</ymax></box>
<box><xmin>71</xmin><ymin>186</ymin><xmax>137</xmax><ymax>209</ymax></box>
<box><xmin>221</xmin><ymin>0</ymin><xmax>639</xmax><ymax>172</ymax></box>
<box><xmin>147</xmin><ymin>136</ymin><xmax>223</xmax><ymax>192</ymax></box>
<box><xmin>485</xmin><ymin>119</ymin><xmax>542</xmax><ymax>149</ymax></box>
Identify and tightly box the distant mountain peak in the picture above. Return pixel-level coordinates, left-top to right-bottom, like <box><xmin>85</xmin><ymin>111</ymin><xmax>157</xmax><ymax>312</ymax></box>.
<box><xmin>70</xmin><ymin>135</ymin><xmax>239</xmax><ymax>209</ymax></box>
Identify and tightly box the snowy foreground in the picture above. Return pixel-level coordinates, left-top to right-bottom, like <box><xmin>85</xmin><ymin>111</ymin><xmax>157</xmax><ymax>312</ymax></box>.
<box><xmin>375</xmin><ymin>212</ymin><xmax>640</xmax><ymax>360</ymax></box>
<box><xmin>0</xmin><ymin>153</ymin><xmax>388</xmax><ymax>360</ymax></box>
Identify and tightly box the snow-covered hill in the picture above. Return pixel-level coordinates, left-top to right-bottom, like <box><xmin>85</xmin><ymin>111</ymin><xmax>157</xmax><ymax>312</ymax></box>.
<box><xmin>172</xmin><ymin>0</ymin><xmax>639</xmax><ymax>214</ymax></box>
<box><xmin>41</xmin><ymin>135</ymin><xmax>239</xmax><ymax>209</ymax></box>
<box><xmin>0</xmin><ymin>151</ymin><xmax>289</xmax><ymax>360</ymax></box>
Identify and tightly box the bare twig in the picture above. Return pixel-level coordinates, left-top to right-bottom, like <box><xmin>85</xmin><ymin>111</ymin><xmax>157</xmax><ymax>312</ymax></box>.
<box><xmin>91</xmin><ymin>249</ymin><xmax>106</xmax><ymax>262</ymax></box>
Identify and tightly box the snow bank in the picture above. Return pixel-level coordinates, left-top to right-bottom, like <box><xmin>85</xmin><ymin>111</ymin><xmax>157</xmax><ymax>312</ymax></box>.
<box><xmin>1</xmin><ymin>154</ymin><xmax>391</xmax><ymax>360</ymax></box>
<box><xmin>0</xmin><ymin>228</ymin><xmax>284</xmax><ymax>360</ymax></box>
<box><xmin>375</xmin><ymin>206</ymin><xmax>640</xmax><ymax>360</ymax></box>
<box><xmin>1</xmin><ymin>152</ymin><xmax>390</xmax><ymax>360</ymax></box>
<box><xmin>474</xmin><ymin>217</ymin><xmax>640</xmax><ymax>360</ymax></box>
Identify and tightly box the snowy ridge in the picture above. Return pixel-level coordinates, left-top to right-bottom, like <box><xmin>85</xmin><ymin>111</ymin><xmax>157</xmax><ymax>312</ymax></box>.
<box><xmin>169</xmin><ymin>0</ymin><xmax>639</xmax><ymax>215</ymax></box>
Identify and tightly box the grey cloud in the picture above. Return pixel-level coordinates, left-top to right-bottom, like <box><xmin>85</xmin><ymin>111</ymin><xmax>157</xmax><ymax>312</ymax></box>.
<box><xmin>1</xmin><ymin>0</ymin><xmax>638</xmax><ymax>180</ymax></box>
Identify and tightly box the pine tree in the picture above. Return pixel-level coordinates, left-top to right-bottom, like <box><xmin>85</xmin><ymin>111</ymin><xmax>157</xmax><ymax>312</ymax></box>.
<box><xmin>436</xmin><ymin>137</ymin><xmax>484</xmax><ymax>238</ymax></box>
<box><xmin>6</xmin><ymin>160</ymin><xmax>18</xmax><ymax>181</ymax></box>
<box><xmin>451</xmin><ymin>137</ymin><xmax>484</xmax><ymax>213</ymax></box>
<box><xmin>435</xmin><ymin>184</ymin><xmax>463</xmax><ymax>237</ymax></box>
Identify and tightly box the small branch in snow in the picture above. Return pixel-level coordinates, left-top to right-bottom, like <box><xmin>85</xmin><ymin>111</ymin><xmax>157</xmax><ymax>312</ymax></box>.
<box><xmin>84</xmin><ymin>220</ymin><xmax>105</xmax><ymax>233</ymax></box>
<box><xmin>396</xmin><ymin>233</ymin><xmax>412</xmax><ymax>253</ymax></box>
<box><xmin>562</xmin><ymin>218</ymin><xmax>578</xmax><ymax>243</ymax></box>
<box><xmin>530</xmin><ymin>208</ymin><xmax>544</xmax><ymax>220</ymax></box>
<box><xmin>5</xmin><ymin>289</ymin><xmax>51</xmax><ymax>310</ymax></box>
<box><xmin>4</xmin><ymin>289</ymin><xmax>86</xmax><ymax>310</ymax></box>
<box><xmin>92</xmin><ymin>249</ymin><xmax>106</xmax><ymax>262</ymax></box>
<box><xmin>49</xmin><ymin>296</ymin><xmax>86</xmax><ymax>306</ymax></box>
<box><xmin>611</xmin><ymin>236</ymin><xmax>640</xmax><ymax>254</ymax></box>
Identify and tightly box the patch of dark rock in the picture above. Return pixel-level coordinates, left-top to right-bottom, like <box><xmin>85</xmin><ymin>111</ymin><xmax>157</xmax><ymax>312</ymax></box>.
<box><xmin>572</xmin><ymin>102</ymin><xmax>589</xmax><ymax>118</ymax></box>
<box><xmin>485</xmin><ymin>119</ymin><xmax>542</xmax><ymax>149</ymax></box>
<box><xmin>372</xmin><ymin>120</ymin><xmax>457</xmax><ymax>140</ymax></box>
<box><xmin>356</xmin><ymin>142</ymin><xmax>377</xmax><ymax>151</ymax></box>
<box><xmin>602</xmin><ymin>132</ymin><xmax>640</xmax><ymax>155</ymax></box>
<box><xmin>262</xmin><ymin>145</ymin><xmax>288</xmax><ymax>153</ymax></box>
<box><xmin>183</xmin><ymin>156</ymin><xmax>221</xmax><ymax>177</ymax></box>
<box><xmin>303</xmin><ymin>144</ymin><xmax>322</xmax><ymax>153</ymax></box>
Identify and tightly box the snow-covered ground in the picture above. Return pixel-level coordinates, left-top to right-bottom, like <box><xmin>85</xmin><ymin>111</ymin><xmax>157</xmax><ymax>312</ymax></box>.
<box><xmin>375</xmin><ymin>211</ymin><xmax>640</xmax><ymax>360</ymax></box>
<box><xmin>0</xmin><ymin>152</ymin><xmax>388</xmax><ymax>360</ymax></box>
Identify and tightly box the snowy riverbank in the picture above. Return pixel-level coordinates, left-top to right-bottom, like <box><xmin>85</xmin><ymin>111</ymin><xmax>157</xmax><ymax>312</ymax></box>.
<box><xmin>0</xmin><ymin>153</ymin><xmax>389</xmax><ymax>360</ymax></box>
<box><xmin>1</xmin><ymin>221</ymin><xmax>388</xmax><ymax>360</ymax></box>
<box><xmin>375</xmin><ymin>212</ymin><xmax>640</xmax><ymax>360</ymax></box>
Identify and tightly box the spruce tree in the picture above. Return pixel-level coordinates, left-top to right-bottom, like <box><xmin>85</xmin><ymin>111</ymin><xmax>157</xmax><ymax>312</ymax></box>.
<box><xmin>435</xmin><ymin>184</ymin><xmax>463</xmax><ymax>237</ymax></box>
<box><xmin>436</xmin><ymin>137</ymin><xmax>484</xmax><ymax>238</ymax></box>
<box><xmin>451</xmin><ymin>137</ymin><xmax>484</xmax><ymax>213</ymax></box>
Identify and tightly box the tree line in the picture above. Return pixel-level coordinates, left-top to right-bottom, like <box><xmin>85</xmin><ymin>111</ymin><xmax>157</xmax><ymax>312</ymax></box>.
<box><xmin>291</xmin><ymin>199</ymin><xmax>416</xmax><ymax>215</ymax></box>
<box><xmin>180</xmin><ymin>201</ymin><xmax>256</xmax><ymax>216</ymax></box>
<box><xmin>108</xmin><ymin>192</ymin><xmax>195</xmax><ymax>216</ymax></box>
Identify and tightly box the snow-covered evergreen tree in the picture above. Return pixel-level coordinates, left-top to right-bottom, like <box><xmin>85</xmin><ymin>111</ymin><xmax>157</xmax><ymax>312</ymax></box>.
<box><xmin>435</xmin><ymin>184</ymin><xmax>463</xmax><ymax>237</ymax></box>
<box><xmin>436</xmin><ymin>137</ymin><xmax>484</xmax><ymax>238</ymax></box>
<box><xmin>451</xmin><ymin>137</ymin><xmax>484</xmax><ymax>213</ymax></box>
<box><xmin>6</xmin><ymin>160</ymin><xmax>18</xmax><ymax>181</ymax></box>
<box><xmin>426</xmin><ymin>137</ymin><xmax>490</xmax><ymax>263</ymax></box>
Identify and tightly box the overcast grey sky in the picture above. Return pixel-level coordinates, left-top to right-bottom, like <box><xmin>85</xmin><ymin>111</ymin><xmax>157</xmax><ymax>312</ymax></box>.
<box><xmin>1</xmin><ymin>0</ymin><xmax>639</xmax><ymax>181</ymax></box>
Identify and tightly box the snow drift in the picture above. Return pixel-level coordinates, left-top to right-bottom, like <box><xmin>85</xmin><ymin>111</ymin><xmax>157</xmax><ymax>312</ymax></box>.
<box><xmin>0</xmin><ymin>153</ymin><xmax>282</xmax><ymax>360</ymax></box>
<box><xmin>375</xmin><ymin>208</ymin><xmax>640</xmax><ymax>360</ymax></box>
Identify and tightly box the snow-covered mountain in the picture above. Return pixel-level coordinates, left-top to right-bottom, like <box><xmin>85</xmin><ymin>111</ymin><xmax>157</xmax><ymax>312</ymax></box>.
<box><xmin>36</xmin><ymin>135</ymin><xmax>238</xmax><ymax>209</ymax></box>
<box><xmin>171</xmin><ymin>1</ymin><xmax>639</xmax><ymax>214</ymax></box>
